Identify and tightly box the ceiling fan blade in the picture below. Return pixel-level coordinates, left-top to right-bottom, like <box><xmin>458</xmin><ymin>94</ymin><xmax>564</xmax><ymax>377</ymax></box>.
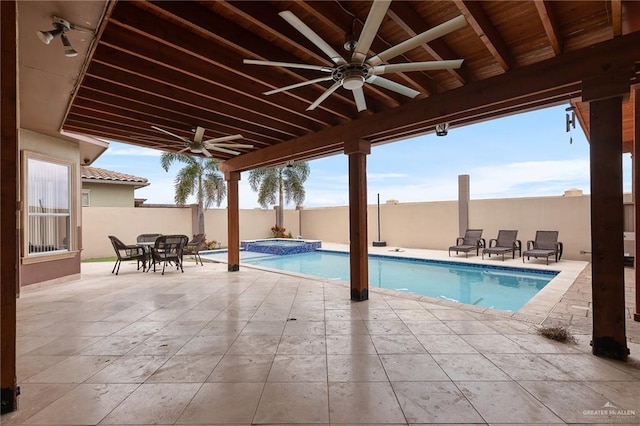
<box><xmin>193</xmin><ymin>126</ymin><xmax>205</xmax><ymax>143</ymax></box>
<box><xmin>367</xmin><ymin>15</ymin><xmax>467</xmax><ymax>66</ymax></box>
<box><xmin>243</xmin><ymin>59</ymin><xmax>333</xmax><ymax>73</ymax></box>
<box><xmin>177</xmin><ymin>147</ymin><xmax>190</xmax><ymax>154</ymax></box>
<box><xmin>372</xmin><ymin>59</ymin><xmax>464</xmax><ymax>75</ymax></box>
<box><xmin>203</xmin><ymin>134</ymin><xmax>243</xmax><ymax>144</ymax></box>
<box><xmin>352</xmin><ymin>87</ymin><xmax>367</xmax><ymax>112</ymax></box>
<box><xmin>351</xmin><ymin>0</ymin><xmax>391</xmax><ymax>63</ymax></box>
<box><xmin>207</xmin><ymin>143</ymin><xmax>254</xmax><ymax>149</ymax></box>
<box><xmin>208</xmin><ymin>146</ymin><xmax>241</xmax><ymax>155</ymax></box>
<box><xmin>201</xmin><ymin>147</ymin><xmax>213</xmax><ymax>158</ymax></box>
<box><xmin>279</xmin><ymin>10</ymin><xmax>347</xmax><ymax>65</ymax></box>
<box><xmin>264</xmin><ymin>76</ymin><xmax>334</xmax><ymax>96</ymax></box>
<box><xmin>366</xmin><ymin>75</ymin><xmax>420</xmax><ymax>98</ymax></box>
<box><xmin>306</xmin><ymin>82</ymin><xmax>342</xmax><ymax>111</ymax></box>
<box><xmin>151</xmin><ymin>126</ymin><xmax>191</xmax><ymax>143</ymax></box>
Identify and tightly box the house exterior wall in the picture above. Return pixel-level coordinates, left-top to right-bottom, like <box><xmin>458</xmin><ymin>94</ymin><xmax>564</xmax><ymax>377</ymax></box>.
<box><xmin>19</xmin><ymin>129</ymin><xmax>82</xmax><ymax>286</ymax></box>
<box><xmin>82</xmin><ymin>182</ymin><xmax>136</xmax><ymax>207</ymax></box>
<box><xmin>82</xmin><ymin>194</ymin><xmax>595</xmax><ymax>261</ymax></box>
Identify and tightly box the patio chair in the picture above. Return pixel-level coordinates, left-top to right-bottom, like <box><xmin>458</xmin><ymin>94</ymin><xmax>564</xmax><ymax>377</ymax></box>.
<box><xmin>136</xmin><ymin>233</ymin><xmax>161</xmax><ymax>270</ymax></box>
<box><xmin>183</xmin><ymin>233</ymin><xmax>207</xmax><ymax>266</ymax></box>
<box><xmin>449</xmin><ymin>229</ymin><xmax>485</xmax><ymax>257</ymax></box>
<box><xmin>108</xmin><ymin>235</ymin><xmax>147</xmax><ymax>275</ymax></box>
<box><xmin>482</xmin><ymin>230</ymin><xmax>522</xmax><ymax>260</ymax></box>
<box><xmin>523</xmin><ymin>230</ymin><xmax>563</xmax><ymax>264</ymax></box>
<box><xmin>150</xmin><ymin>234</ymin><xmax>189</xmax><ymax>275</ymax></box>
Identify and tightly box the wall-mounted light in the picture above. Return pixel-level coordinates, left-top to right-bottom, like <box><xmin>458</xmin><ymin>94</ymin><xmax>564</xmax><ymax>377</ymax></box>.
<box><xmin>37</xmin><ymin>16</ymin><xmax>78</xmax><ymax>57</ymax></box>
<box><xmin>285</xmin><ymin>160</ymin><xmax>294</xmax><ymax>168</ymax></box>
<box><xmin>435</xmin><ymin>123</ymin><xmax>449</xmax><ymax>136</ymax></box>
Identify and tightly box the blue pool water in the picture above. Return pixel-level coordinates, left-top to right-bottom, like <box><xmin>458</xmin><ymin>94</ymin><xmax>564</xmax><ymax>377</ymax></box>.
<box><xmin>236</xmin><ymin>250</ymin><xmax>557</xmax><ymax>312</ymax></box>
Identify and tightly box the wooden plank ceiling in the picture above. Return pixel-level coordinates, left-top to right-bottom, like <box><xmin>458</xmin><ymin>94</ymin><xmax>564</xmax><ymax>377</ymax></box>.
<box><xmin>63</xmin><ymin>1</ymin><xmax>640</xmax><ymax>172</ymax></box>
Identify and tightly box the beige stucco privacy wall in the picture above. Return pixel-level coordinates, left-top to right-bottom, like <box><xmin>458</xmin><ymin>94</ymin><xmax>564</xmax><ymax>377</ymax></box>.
<box><xmin>82</xmin><ymin>194</ymin><xmax>593</xmax><ymax>260</ymax></box>
<box><xmin>82</xmin><ymin>207</ymin><xmax>192</xmax><ymax>258</ymax></box>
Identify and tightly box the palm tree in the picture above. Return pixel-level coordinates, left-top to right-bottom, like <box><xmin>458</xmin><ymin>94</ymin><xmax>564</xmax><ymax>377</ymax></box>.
<box><xmin>160</xmin><ymin>153</ymin><xmax>226</xmax><ymax>235</ymax></box>
<box><xmin>248</xmin><ymin>162</ymin><xmax>310</xmax><ymax>229</ymax></box>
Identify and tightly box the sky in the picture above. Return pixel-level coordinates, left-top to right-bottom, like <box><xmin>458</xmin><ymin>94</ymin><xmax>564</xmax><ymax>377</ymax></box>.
<box><xmin>92</xmin><ymin>104</ymin><xmax>632</xmax><ymax>209</ymax></box>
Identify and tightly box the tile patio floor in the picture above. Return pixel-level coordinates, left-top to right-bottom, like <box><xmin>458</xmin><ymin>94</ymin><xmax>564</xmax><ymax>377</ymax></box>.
<box><xmin>3</xmin><ymin>249</ymin><xmax>640</xmax><ymax>426</ymax></box>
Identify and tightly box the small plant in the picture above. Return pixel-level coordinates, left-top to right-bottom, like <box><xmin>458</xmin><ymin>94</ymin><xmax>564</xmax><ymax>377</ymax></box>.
<box><xmin>271</xmin><ymin>225</ymin><xmax>287</xmax><ymax>238</ymax></box>
<box><xmin>204</xmin><ymin>238</ymin><xmax>220</xmax><ymax>249</ymax></box>
<box><xmin>537</xmin><ymin>325</ymin><xmax>576</xmax><ymax>343</ymax></box>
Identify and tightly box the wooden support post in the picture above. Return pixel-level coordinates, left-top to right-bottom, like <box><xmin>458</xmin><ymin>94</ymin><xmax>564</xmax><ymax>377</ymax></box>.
<box><xmin>1</xmin><ymin>0</ymin><xmax>19</xmax><ymax>414</ymax></box>
<box><xmin>225</xmin><ymin>171</ymin><xmax>240</xmax><ymax>272</ymax></box>
<box><xmin>634</xmin><ymin>88</ymin><xmax>640</xmax><ymax>322</ymax></box>
<box><xmin>584</xmin><ymin>71</ymin><xmax>631</xmax><ymax>360</ymax></box>
<box><xmin>345</xmin><ymin>139</ymin><xmax>370</xmax><ymax>301</ymax></box>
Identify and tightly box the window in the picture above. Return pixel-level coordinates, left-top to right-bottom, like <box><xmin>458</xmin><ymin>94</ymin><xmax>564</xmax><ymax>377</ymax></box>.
<box><xmin>26</xmin><ymin>156</ymin><xmax>72</xmax><ymax>255</ymax></box>
<box><xmin>82</xmin><ymin>189</ymin><xmax>90</xmax><ymax>207</ymax></box>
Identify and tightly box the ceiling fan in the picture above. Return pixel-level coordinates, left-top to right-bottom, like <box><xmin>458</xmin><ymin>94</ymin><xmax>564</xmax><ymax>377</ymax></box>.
<box><xmin>151</xmin><ymin>125</ymin><xmax>253</xmax><ymax>157</ymax></box>
<box><xmin>244</xmin><ymin>1</ymin><xmax>466</xmax><ymax>112</ymax></box>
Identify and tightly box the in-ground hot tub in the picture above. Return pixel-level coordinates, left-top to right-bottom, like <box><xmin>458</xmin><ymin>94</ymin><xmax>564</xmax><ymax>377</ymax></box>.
<box><xmin>240</xmin><ymin>238</ymin><xmax>321</xmax><ymax>255</ymax></box>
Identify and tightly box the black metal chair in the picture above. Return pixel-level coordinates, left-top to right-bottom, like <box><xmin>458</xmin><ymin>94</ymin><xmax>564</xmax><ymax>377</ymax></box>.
<box><xmin>108</xmin><ymin>235</ymin><xmax>147</xmax><ymax>275</ymax></box>
<box><xmin>150</xmin><ymin>234</ymin><xmax>189</xmax><ymax>275</ymax></box>
<box><xmin>183</xmin><ymin>233</ymin><xmax>207</xmax><ymax>266</ymax></box>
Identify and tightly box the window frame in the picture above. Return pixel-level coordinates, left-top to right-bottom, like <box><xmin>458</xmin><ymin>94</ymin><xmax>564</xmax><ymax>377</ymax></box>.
<box><xmin>21</xmin><ymin>151</ymin><xmax>77</xmax><ymax>262</ymax></box>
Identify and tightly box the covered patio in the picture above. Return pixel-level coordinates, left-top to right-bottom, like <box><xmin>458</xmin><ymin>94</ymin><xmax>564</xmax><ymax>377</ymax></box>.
<box><xmin>2</xmin><ymin>0</ymin><xmax>640</xmax><ymax>417</ymax></box>
<box><xmin>3</xmin><ymin>259</ymin><xmax>639</xmax><ymax>425</ymax></box>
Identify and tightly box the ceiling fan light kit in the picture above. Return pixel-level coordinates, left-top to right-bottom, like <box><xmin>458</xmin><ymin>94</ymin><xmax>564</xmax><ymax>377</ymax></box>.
<box><xmin>37</xmin><ymin>16</ymin><xmax>78</xmax><ymax>57</ymax></box>
<box><xmin>245</xmin><ymin>3</ymin><xmax>466</xmax><ymax>112</ymax></box>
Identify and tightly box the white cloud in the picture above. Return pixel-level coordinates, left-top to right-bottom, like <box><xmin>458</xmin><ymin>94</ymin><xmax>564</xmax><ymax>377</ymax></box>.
<box><xmin>106</xmin><ymin>146</ymin><xmax>162</xmax><ymax>157</ymax></box>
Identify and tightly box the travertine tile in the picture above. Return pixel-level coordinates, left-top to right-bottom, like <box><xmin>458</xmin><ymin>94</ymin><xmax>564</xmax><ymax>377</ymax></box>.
<box><xmin>177</xmin><ymin>383</ymin><xmax>264</xmax><ymax>424</ymax></box>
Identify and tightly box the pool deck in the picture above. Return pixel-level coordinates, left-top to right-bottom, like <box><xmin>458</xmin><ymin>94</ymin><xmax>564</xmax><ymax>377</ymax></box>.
<box><xmin>3</xmin><ymin>248</ymin><xmax>640</xmax><ymax>425</ymax></box>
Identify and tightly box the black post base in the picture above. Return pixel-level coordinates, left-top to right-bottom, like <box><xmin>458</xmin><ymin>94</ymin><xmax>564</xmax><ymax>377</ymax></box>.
<box><xmin>372</xmin><ymin>241</ymin><xmax>387</xmax><ymax>247</ymax></box>
<box><xmin>351</xmin><ymin>288</ymin><xmax>368</xmax><ymax>301</ymax></box>
<box><xmin>228</xmin><ymin>264</ymin><xmax>239</xmax><ymax>272</ymax></box>
<box><xmin>1</xmin><ymin>386</ymin><xmax>19</xmax><ymax>414</ymax></box>
<box><xmin>592</xmin><ymin>336</ymin><xmax>630</xmax><ymax>361</ymax></box>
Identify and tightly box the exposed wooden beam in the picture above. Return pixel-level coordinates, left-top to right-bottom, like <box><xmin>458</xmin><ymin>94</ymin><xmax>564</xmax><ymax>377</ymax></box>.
<box><xmin>453</xmin><ymin>0</ymin><xmax>512</xmax><ymax>71</ymax></box>
<box><xmin>110</xmin><ymin>1</ymin><xmax>354</xmax><ymax>124</ymax></box>
<box><xmin>84</xmin><ymin>60</ymin><xmax>305</xmax><ymax>138</ymax></box>
<box><xmin>534</xmin><ymin>1</ymin><xmax>562</xmax><ymax>55</ymax></box>
<box><xmin>72</xmin><ymin>84</ymin><xmax>288</xmax><ymax>142</ymax></box>
<box><xmin>611</xmin><ymin>0</ymin><xmax>622</xmax><ymax>37</ymax></box>
<box><xmin>222</xmin><ymin>31</ymin><xmax>640</xmax><ymax>173</ymax></box>
<box><xmin>387</xmin><ymin>2</ymin><xmax>469</xmax><ymax>85</ymax></box>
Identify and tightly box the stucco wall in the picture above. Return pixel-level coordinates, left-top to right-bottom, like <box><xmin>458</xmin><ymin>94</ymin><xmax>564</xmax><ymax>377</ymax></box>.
<box><xmin>20</xmin><ymin>129</ymin><xmax>82</xmax><ymax>285</ymax></box>
<box><xmin>83</xmin><ymin>182</ymin><xmax>136</xmax><ymax>207</ymax></box>
<box><xmin>83</xmin><ymin>194</ymin><xmax>594</xmax><ymax>261</ymax></box>
<box><xmin>469</xmin><ymin>195</ymin><xmax>591</xmax><ymax>260</ymax></box>
<box><xmin>82</xmin><ymin>207</ymin><xmax>193</xmax><ymax>258</ymax></box>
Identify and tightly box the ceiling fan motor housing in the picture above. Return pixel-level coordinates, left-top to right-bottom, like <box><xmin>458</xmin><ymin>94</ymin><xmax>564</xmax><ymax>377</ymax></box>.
<box><xmin>333</xmin><ymin>64</ymin><xmax>371</xmax><ymax>90</ymax></box>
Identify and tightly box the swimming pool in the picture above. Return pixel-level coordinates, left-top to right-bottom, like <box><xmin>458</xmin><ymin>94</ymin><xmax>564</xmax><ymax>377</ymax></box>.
<box><xmin>236</xmin><ymin>250</ymin><xmax>557</xmax><ymax>312</ymax></box>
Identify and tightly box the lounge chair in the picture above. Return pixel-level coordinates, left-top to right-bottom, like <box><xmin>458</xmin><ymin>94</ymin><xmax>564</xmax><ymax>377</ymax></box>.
<box><xmin>449</xmin><ymin>229</ymin><xmax>485</xmax><ymax>257</ymax></box>
<box><xmin>183</xmin><ymin>233</ymin><xmax>207</xmax><ymax>266</ymax></box>
<box><xmin>482</xmin><ymin>230</ymin><xmax>522</xmax><ymax>260</ymax></box>
<box><xmin>523</xmin><ymin>230</ymin><xmax>563</xmax><ymax>264</ymax></box>
<box><xmin>108</xmin><ymin>235</ymin><xmax>147</xmax><ymax>275</ymax></box>
<box><xmin>150</xmin><ymin>234</ymin><xmax>189</xmax><ymax>275</ymax></box>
